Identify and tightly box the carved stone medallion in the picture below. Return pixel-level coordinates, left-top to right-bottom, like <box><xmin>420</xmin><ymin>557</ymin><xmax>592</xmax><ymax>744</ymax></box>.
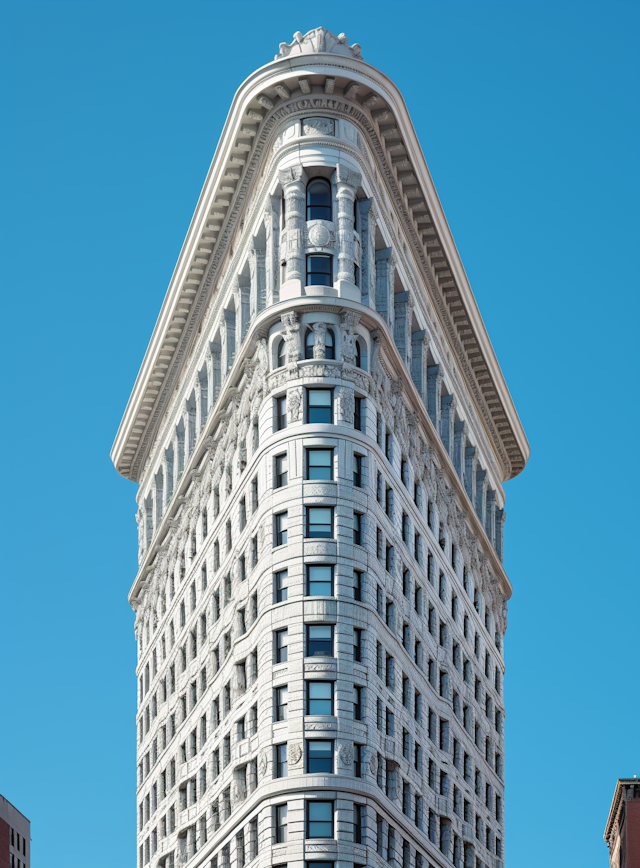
<box><xmin>308</xmin><ymin>223</ymin><xmax>331</xmax><ymax>247</ymax></box>
<box><xmin>289</xmin><ymin>742</ymin><xmax>303</xmax><ymax>766</ymax></box>
<box><xmin>339</xmin><ymin>743</ymin><xmax>354</xmax><ymax>768</ymax></box>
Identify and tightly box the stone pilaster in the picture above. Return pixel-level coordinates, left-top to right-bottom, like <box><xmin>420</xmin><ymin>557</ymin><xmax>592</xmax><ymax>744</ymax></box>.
<box><xmin>221</xmin><ymin>308</ymin><xmax>236</xmax><ymax>375</ymax></box>
<box><xmin>234</xmin><ymin>277</ymin><xmax>251</xmax><ymax>344</ymax></box>
<box><xmin>411</xmin><ymin>329</ymin><xmax>429</xmax><ymax>404</ymax></box>
<box><xmin>427</xmin><ymin>364</ymin><xmax>443</xmax><ymax>430</ymax></box>
<box><xmin>278</xmin><ymin>165</ymin><xmax>307</xmax><ymax>285</ymax></box>
<box><xmin>475</xmin><ymin>468</ymin><xmax>487</xmax><ymax>525</ymax></box>
<box><xmin>357</xmin><ymin>198</ymin><xmax>376</xmax><ymax>306</ymax></box>
<box><xmin>495</xmin><ymin>507</ymin><xmax>506</xmax><ymax>561</ymax></box>
<box><xmin>464</xmin><ymin>445</ymin><xmax>477</xmax><ymax>505</ymax></box>
<box><xmin>485</xmin><ymin>488</ymin><xmax>496</xmax><ymax>546</ymax></box>
<box><xmin>453</xmin><ymin>420</ymin><xmax>467</xmax><ymax>485</ymax></box>
<box><xmin>334</xmin><ymin>164</ymin><xmax>361</xmax><ymax>283</ymax></box>
<box><xmin>375</xmin><ymin>247</ymin><xmax>394</xmax><ymax>327</ymax></box>
<box><xmin>440</xmin><ymin>394</ymin><xmax>456</xmax><ymax>457</ymax></box>
<box><xmin>393</xmin><ymin>291</ymin><xmax>412</xmax><ymax>368</ymax></box>
<box><xmin>264</xmin><ymin>195</ymin><xmax>281</xmax><ymax>305</ymax></box>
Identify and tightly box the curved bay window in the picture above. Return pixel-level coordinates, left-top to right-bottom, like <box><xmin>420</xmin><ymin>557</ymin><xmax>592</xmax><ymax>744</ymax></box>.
<box><xmin>306</xmin><ymin>178</ymin><xmax>331</xmax><ymax>221</ymax></box>
<box><xmin>276</xmin><ymin>338</ymin><xmax>286</xmax><ymax>368</ymax></box>
<box><xmin>306</xmin><ymin>254</ymin><xmax>332</xmax><ymax>287</ymax></box>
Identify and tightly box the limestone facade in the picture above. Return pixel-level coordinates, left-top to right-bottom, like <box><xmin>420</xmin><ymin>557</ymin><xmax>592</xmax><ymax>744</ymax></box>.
<box><xmin>112</xmin><ymin>28</ymin><xmax>529</xmax><ymax>868</ymax></box>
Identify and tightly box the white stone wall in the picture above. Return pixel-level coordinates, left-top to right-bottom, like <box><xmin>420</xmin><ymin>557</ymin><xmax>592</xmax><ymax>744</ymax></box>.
<box><xmin>129</xmin><ymin>39</ymin><xmax>511</xmax><ymax>868</ymax></box>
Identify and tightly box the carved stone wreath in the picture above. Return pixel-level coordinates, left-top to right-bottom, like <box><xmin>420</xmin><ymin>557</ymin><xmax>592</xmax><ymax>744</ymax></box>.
<box><xmin>258</xmin><ymin>749</ymin><xmax>269</xmax><ymax>777</ymax></box>
<box><xmin>289</xmin><ymin>742</ymin><xmax>303</xmax><ymax>766</ymax></box>
<box><xmin>339</xmin><ymin>743</ymin><xmax>354</xmax><ymax>768</ymax></box>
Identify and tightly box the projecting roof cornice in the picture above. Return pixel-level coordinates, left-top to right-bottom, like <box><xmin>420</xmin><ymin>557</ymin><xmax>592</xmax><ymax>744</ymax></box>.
<box><xmin>111</xmin><ymin>28</ymin><xmax>529</xmax><ymax>484</ymax></box>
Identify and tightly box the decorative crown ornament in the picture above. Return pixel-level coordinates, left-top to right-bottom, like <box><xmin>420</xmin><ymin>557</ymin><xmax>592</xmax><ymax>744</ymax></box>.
<box><xmin>276</xmin><ymin>27</ymin><xmax>362</xmax><ymax>61</ymax></box>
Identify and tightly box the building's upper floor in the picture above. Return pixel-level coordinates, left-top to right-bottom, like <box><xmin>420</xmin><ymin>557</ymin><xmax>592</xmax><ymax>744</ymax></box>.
<box><xmin>111</xmin><ymin>28</ymin><xmax>528</xmax><ymax>495</ymax></box>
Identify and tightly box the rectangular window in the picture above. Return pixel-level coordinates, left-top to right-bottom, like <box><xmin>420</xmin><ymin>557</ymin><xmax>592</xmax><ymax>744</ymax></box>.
<box><xmin>307</xmin><ymin>564</ymin><xmax>334</xmax><ymax>596</ymax></box>
<box><xmin>306</xmin><ymin>506</ymin><xmax>333</xmax><ymax>538</ymax></box>
<box><xmin>274</xmin><ymin>686</ymin><xmax>288</xmax><ymax>721</ymax></box>
<box><xmin>354</xmin><ymin>628</ymin><xmax>363</xmax><ymax>662</ymax></box>
<box><xmin>275</xmin><ymin>453</ymin><xmax>288</xmax><ymax>488</ymax></box>
<box><xmin>354</xmin><ymin>685</ymin><xmax>363</xmax><ymax>720</ymax></box>
<box><xmin>307</xmin><ymin>448</ymin><xmax>333</xmax><ymax>480</ymax></box>
<box><xmin>307</xmin><ymin>741</ymin><xmax>333</xmax><ymax>774</ymax></box>
<box><xmin>354</xmin><ymin>570</ymin><xmax>363</xmax><ymax>601</ymax></box>
<box><xmin>306</xmin><ymin>254</ymin><xmax>332</xmax><ymax>287</ymax></box>
<box><xmin>275</xmin><ymin>396</ymin><xmax>287</xmax><ymax>431</ymax></box>
<box><xmin>275</xmin><ymin>744</ymin><xmax>288</xmax><ymax>778</ymax></box>
<box><xmin>305</xmin><ymin>803</ymin><xmax>336</xmax><ymax>848</ymax></box>
<box><xmin>353</xmin><ymin>511</ymin><xmax>363</xmax><ymax>545</ymax></box>
<box><xmin>307</xmin><ymin>624</ymin><xmax>334</xmax><ymax>657</ymax></box>
<box><xmin>274</xmin><ymin>512</ymin><xmax>288</xmax><ymax>546</ymax></box>
<box><xmin>353</xmin><ymin>454</ymin><xmax>363</xmax><ymax>487</ymax></box>
<box><xmin>306</xmin><ymin>681</ymin><xmax>333</xmax><ymax>715</ymax></box>
<box><xmin>353</xmin><ymin>802</ymin><xmax>363</xmax><ymax>844</ymax></box>
<box><xmin>354</xmin><ymin>745</ymin><xmax>363</xmax><ymax>779</ymax></box>
<box><xmin>274</xmin><ymin>629</ymin><xmax>288</xmax><ymax>663</ymax></box>
<box><xmin>307</xmin><ymin>389</ymin><xmax>333</xmax><ymax>424</ymax></box>
<box><xmin>274</xmin><ymin>569</ymin><xmax>288</xmax><ymax>603</ymax></box>
<box><xmin>354</xmin><ymin>397</ymin><xmax>364</xmax><ymax>431</ymax></box>
<box><xmin>275</xmin><ymin>804</ymin><xmax>288</xmax><ymax>843</ymax></box>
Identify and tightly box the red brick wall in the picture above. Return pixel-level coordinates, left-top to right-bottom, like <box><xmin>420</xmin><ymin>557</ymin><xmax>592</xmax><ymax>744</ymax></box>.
<box><xmin>627</xmin><ymin>799</ymin><xmax>640</xmax><ymax>868</ymax></box>
<box><xmin>0</xmin><ymin>818</ymin><xmax>10</xmax><ymax>868</ymax></box>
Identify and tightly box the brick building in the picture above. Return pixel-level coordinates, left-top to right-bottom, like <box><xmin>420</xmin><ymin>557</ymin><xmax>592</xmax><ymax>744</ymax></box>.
<box><xmin>605</xmin><ymin>778</ymin><xmax>640</xmax><ymax>868</ymax></box>
<box><xmin>0</xmin><ymin>795</ymin><xmax>30</xmax><ymax>868</ymax></box>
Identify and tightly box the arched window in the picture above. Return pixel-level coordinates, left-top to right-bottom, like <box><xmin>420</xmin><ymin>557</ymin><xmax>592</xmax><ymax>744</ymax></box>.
<box><xmin>355</xmin><ymin>338</ymin><xmax>367</xmax><ymax>370</ymax></box>
<box><xmin>325</xmin><ymin>329</ymin><xmax>335</xmax><ymax>360</ymax></box>
<box><xmin>276</xmin><ymin>338</ymin><xmax>286</xmax><ymax>368</ymax></box>
<box><xmin>305</xmin><ymin>329</ymin><xmax>315</xmax><ymax>359</ymax></box>
<box><xmin>306</xmin><ymin>178</ymin><xmax>331</xmax><ymax>221</ymax></box>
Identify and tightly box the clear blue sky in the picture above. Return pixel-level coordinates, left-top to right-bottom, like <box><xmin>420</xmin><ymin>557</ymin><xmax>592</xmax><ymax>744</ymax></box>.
<box><xmin>1</xmin><ymin>2</ymin><xmax>638</xmax><ymax>866</ymax></box>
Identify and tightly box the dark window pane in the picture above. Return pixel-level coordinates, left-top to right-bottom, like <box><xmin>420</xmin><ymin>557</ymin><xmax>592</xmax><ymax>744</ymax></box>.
<box><xmin>306</xmin><ymin>254</ymin><xmax>332</xmax><ymax>287</ymax></box>
<box><xmin>306</xmin><ymin>179</ymin><xmax>332</xmax><ymax>221</ymax></box>
<box><xmin>307</xmin><ymin>743</ymin><xmax>333</xmax><ymax>775</ymax></box>
<box><xmin>307</xmin><ymin>625</ymin><xmax>333</xmax><ymax>657</ymax></box>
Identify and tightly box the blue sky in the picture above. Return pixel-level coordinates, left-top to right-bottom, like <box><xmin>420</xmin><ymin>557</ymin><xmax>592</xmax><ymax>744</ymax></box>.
<box><xmin>1</xmin><ymin>2</ymin><xmax>638</xmax><ymax>866</ymax></box>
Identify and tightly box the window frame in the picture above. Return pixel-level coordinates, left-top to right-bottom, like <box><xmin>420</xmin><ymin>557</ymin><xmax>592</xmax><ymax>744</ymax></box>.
<box><xmin>306</xmin><ymin>254</ymin><xmax>333</xmax><ymax>287</ymax></box>
<box><xmin>306</xmin><ymin>564</ymin><xmax>334</xmax><ymax>596</ymax></box>
<box><xmin>305</xmin><ymin>505</ymin><xmax>334</xmax><ymax>539</ymax></box>
<box><xmin>306</xmin><ymin>680</ymin><xmax>334</xmax><ymax>716</ymax></box>
<box><xmin>306</xmin><ymin>388</ymin><xmax>333</xmax><ymax>424</ymax></box>
<box><xmin>274</xmin><ymin>511</ymin><xmax>288</xmax><ymax>547</ymax></box>
<box><xmin>306</xmin><ymin>177</ymin><xmax>332</xmax><ymax>221</ymax></box>
<box><xmin>306</xmin><ymin>447</ymin><xmax>334</xmax><ymax>481</ymax></box>
<box><xmin>274</xmin><ymin>569</ymin><xmax>288</xmax><ymax>603</ymax></box>
<box><xmin>306</xmin><ymin>623</ymin><xmax>334</xmax><ymax>658</ymax></box>
<box><xmin>306</xmin><ymin>741</ymin><xmax>334</xmax><ymax>775</ymax></box>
